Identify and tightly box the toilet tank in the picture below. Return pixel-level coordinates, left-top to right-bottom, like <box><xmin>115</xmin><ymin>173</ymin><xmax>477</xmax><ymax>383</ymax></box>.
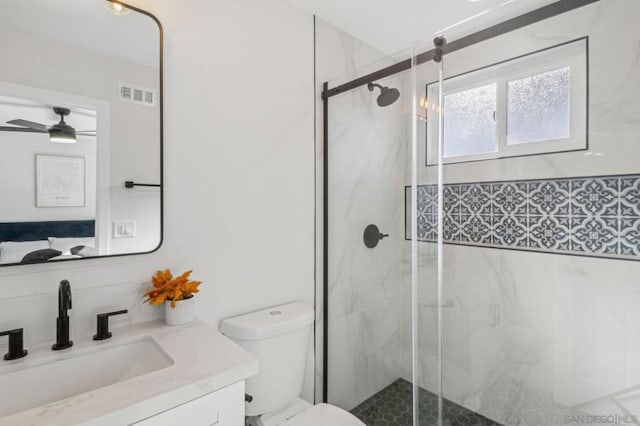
<box><xmin>221</xmin><ymin>302</ymin><xmax>314</xmax><ymax>417</ymax></box>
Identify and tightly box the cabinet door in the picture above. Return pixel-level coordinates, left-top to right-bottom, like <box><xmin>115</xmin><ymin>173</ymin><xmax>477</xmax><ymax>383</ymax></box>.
<box><xmin>131</xmin><ymin>381</ymin><xmax>244</xmax><ymax>426</ymax></box>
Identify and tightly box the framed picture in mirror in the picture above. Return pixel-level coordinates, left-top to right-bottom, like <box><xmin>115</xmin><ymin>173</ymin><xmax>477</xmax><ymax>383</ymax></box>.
<box><xmin>36</xmin><ymin>155</ymin><xmax>86</xmax><ymax>208</ymax></box>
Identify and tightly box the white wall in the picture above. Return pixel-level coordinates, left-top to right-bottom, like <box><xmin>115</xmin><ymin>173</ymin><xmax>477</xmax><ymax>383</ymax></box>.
<box><xmin>0</xmin><ymin>0</ymin><xmax>316</xmax><ymax>403</ymax></box>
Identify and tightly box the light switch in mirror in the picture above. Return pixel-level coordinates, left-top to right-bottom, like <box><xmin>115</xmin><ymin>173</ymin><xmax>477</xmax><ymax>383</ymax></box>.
<box><xmin>0</xmin><ymin>0</ymin><xmax>162</xmax><ymax>266</ymax></box>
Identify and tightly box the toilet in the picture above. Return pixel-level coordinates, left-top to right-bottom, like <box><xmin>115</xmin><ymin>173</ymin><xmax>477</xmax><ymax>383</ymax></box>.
<box><xmin>221</xmin><ymin>302</ymin><xmax>364</xmax><ymax>426</ymax></box>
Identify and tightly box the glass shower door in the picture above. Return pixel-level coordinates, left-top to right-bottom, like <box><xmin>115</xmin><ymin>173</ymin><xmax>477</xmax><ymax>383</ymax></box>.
<box><xmin>427</xmin><ymin>1</ymin><xmax>640</xmax><ymax>425</ymax></box>
<box><xmin>323</xmin><ymin>46</ymin><xmax>437</xmax><ymax>424</ymax></box>
<box><xmin>411</xmin><ymin>42</ymin><xmax>446</xmax><ymax>426</ymax></box>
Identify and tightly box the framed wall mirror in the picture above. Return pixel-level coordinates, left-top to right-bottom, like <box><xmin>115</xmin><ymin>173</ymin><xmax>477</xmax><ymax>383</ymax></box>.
<box><xmin>0</xmin><ymin>0</ymin><xmax>162</xmax><ymax>266</ymax></box>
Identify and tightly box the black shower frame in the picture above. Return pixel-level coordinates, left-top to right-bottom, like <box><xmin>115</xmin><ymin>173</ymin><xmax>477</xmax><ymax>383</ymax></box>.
<box><xmin>320</xmin><ymin>0</ymin><xmax>600</xmax><ymax>403</ymax></box>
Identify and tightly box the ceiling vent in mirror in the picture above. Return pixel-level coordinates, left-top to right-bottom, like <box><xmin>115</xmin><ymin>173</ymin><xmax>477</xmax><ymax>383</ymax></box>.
<box><xmin>119</xmin><ymin>83</ymin><xmax>157</xmax><ymax>107</ymax></box>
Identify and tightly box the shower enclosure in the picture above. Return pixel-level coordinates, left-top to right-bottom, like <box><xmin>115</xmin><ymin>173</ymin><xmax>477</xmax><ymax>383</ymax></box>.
<box><xmin>321</xmin><ymin>0</ymin><xmax>640</xmax><ymax>425</ymax></box>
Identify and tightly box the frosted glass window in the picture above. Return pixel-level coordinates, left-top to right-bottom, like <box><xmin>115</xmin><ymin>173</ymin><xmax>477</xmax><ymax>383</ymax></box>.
<box><xmin>426</xmin><ymin>39</ymin><xmax>586</xmax><ymax>165</ymax></box>
<box><xmin>507</xmin><ymin>67</ymin><xmax>570</xmax><ymax>145</ymax></box>
<box><xmin>443</xmin><ymin>83</ymin><xmax>497</xmax><ymax>158</ymax></box>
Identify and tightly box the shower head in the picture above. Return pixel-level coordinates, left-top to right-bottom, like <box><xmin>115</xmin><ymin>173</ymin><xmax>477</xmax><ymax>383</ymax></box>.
<box><xmin>367</xmin><ymin>82</ymin><xmax>400</xmax><ymax>107</ymax></box>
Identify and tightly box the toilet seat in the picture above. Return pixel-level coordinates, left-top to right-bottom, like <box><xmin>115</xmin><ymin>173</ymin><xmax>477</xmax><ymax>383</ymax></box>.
<box><xmin>280</xmin><ymin>403</ymin><xmax>365</xmax><ymax>426</ymax></box>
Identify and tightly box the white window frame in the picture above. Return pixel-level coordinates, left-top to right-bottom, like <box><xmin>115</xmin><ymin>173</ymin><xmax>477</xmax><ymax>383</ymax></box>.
<box><xmin>426</xmin><ymin>38</ymin><xmax>587</xmax><ymax>165</ymax></box>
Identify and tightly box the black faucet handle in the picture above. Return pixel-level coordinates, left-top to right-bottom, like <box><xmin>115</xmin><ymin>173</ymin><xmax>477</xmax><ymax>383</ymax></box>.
<box><xmin>93</xmin><ymin>310</ymin><xmax>128</xmax><ymax>341</ymax></box>
<box><xmin>0</xmin><ymin>328</ymin><xmax>28</xmax><ymax>360</ymax></box>
<box><xmin>59</xmin><ymin>280</ymin><xmax>72</xmax><ymax>311</ymax></box>
<box><xmin>52</xmin><ymin>280</ymin><xmax>73</xmax><ymax>351</ymax></box>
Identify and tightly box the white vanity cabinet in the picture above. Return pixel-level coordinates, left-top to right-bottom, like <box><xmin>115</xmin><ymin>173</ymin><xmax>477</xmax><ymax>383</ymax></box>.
<box><xmin>131</xmin><ymin>381</ymin><xmax>245</xmax><ymax>426</ymax></box>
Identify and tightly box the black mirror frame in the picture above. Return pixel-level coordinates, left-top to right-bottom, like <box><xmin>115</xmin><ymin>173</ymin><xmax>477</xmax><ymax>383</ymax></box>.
<box><xmin>0</xmin><ymin>1</ymin><xmax>164</xmax><ymax>267</ymax></box>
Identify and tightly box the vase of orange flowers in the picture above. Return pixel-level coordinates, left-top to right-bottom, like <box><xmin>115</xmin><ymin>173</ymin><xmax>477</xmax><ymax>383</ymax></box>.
<box><xmin>144</xmin><ymin>269</ymin><xmax>202</xmax><ymax>325</ymax></box>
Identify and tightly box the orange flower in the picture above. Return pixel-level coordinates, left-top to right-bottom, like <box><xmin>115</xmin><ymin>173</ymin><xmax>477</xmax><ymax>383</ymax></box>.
<box><xmin>144</xmin><ymin>269</ymin><xmax>202</xmax><ymax>308</ymax></box>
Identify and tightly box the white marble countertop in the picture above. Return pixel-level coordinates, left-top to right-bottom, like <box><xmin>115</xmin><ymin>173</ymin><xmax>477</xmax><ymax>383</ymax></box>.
<box><xmin>0</xmin><ymin>320</ymin><xmax>258</xmax><ymax>426</ymax></box>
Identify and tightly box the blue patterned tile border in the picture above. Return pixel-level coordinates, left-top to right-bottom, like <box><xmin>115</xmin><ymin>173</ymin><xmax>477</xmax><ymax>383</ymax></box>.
<box><xmin>406</xmin><ymin>175</ymin><xmax>640</xmax><ymax>260</ymax></box>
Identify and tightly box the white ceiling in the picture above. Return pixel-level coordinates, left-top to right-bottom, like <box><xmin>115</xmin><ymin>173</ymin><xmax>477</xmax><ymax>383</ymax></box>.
<box><xmin>0</xmin><ymin>0</ymin><xmax>159</xmax><ymax>68</ymax></box>
<box><xmin>289</xmin><ymin>0</ymin><xmax>558</xmax><ymax>55</ymax></box>
<box><xmin>1</xmin><ymin>0</ymin><xmax>557</xmax><ymax>69</ymax></box>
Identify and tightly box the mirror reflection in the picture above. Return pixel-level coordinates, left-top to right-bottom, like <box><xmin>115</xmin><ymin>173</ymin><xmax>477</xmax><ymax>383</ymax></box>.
<box><xmin>0</xmin><ymin>0</ymin><xmax>162</xmax><ymax>265</ymax></box>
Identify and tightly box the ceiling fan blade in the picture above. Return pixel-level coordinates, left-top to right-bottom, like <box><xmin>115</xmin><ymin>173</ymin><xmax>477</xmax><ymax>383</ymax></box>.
<box><xmin>7</xmin><ymin>119</ymin><xmax>48</xmax><ymax>132</ymax></box>
<box><xmin>76</xmin><ymin>131</ymin><xmax>97</xmax><ymax>136</ymax></box>
<box><xmin>0</xmin><ymin>125</ymin><xmax>47</xmax><ymax>134</ymax></box>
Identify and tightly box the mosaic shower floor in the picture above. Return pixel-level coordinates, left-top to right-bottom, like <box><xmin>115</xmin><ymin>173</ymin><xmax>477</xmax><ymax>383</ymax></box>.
<box><xmin>350</xmin><ymin>379</ymin><xmax>501</xmax><ymax>426</ymax></box>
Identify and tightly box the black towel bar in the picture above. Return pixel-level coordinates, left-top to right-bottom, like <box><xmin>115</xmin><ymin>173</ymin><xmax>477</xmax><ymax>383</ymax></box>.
<box><xmin>125</xmin><ymin>181</ymin><xmax>161</xmax><ymax>188</ymax></box>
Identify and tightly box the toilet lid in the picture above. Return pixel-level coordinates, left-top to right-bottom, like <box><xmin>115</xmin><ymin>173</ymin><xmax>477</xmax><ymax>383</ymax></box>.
<box><xmin>280</xmin><ymin>403</ymin><xmax>365</xmax><ymax>426</ymax></box>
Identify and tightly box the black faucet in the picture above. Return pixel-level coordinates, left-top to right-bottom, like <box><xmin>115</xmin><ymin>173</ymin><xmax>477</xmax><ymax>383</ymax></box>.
<box><xmin>52</xmin><ymin>280</ymin><xmax>73</xmax><ymax>350</ymax></box>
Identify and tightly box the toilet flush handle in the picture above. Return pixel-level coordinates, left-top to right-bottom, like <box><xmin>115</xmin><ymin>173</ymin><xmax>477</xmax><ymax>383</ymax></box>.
<box><xmin>245</xmin><ymin>393</ymin><xmax>253</xmax><ymax>403</ymax></box>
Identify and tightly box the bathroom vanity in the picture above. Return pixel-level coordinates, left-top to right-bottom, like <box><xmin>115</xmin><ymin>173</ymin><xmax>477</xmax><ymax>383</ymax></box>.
<box><xmin>0</xmin><ymin>321</ymin><xmax>258</xmax><ymax>426</ymax></box>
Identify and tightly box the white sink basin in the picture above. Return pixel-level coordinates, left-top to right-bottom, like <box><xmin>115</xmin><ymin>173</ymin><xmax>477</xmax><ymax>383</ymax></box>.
<box><xmin>0</xmin><ymin>338</ymin><xmax>173</xmax><ymax>417</ymax></box>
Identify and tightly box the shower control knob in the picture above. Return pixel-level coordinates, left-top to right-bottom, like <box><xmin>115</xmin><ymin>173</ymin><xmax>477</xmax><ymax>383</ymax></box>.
<box><xmin>363</xmin><ymin>224</ymin><xmax>389</xmax><ymax>249</ymax></box>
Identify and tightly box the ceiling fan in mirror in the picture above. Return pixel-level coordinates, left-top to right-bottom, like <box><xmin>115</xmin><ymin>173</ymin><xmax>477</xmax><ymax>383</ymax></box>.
<box><xmin>0</xmin><ymin>107</ymin><xmax>96</xmax><ymax>143</ymax></box>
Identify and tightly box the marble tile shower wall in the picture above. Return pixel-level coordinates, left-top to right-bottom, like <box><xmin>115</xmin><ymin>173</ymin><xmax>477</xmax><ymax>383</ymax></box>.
<box><xmin>409</xmin><ymin>174</ymin><xmax>640</xmax><ymax>259</ymax></box>
<box><xmin>320</xmin><ymin>23</ymin><xmax>414</xmax><ymax>410</ymax></box>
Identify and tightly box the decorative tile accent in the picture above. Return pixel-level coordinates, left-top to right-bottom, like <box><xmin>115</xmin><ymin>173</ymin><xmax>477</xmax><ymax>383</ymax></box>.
<box><xmin>493</xmin><ymin>215</ymin><xmax>527</xmax><ymax>247</ymax></box>
<box><xmin>407</xmin><ymin>174</ymin><xmax>640</xmax><ymax>260</ymax></box>
<box><xmin>620</xmin><ymin>177</ymin><xmax>640</xmax><ymax>216</ymax></box>
<box><xmin>528</xmin><ymin>180</ymin><xmax>569</xmax><ymax>215</ymax></box>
